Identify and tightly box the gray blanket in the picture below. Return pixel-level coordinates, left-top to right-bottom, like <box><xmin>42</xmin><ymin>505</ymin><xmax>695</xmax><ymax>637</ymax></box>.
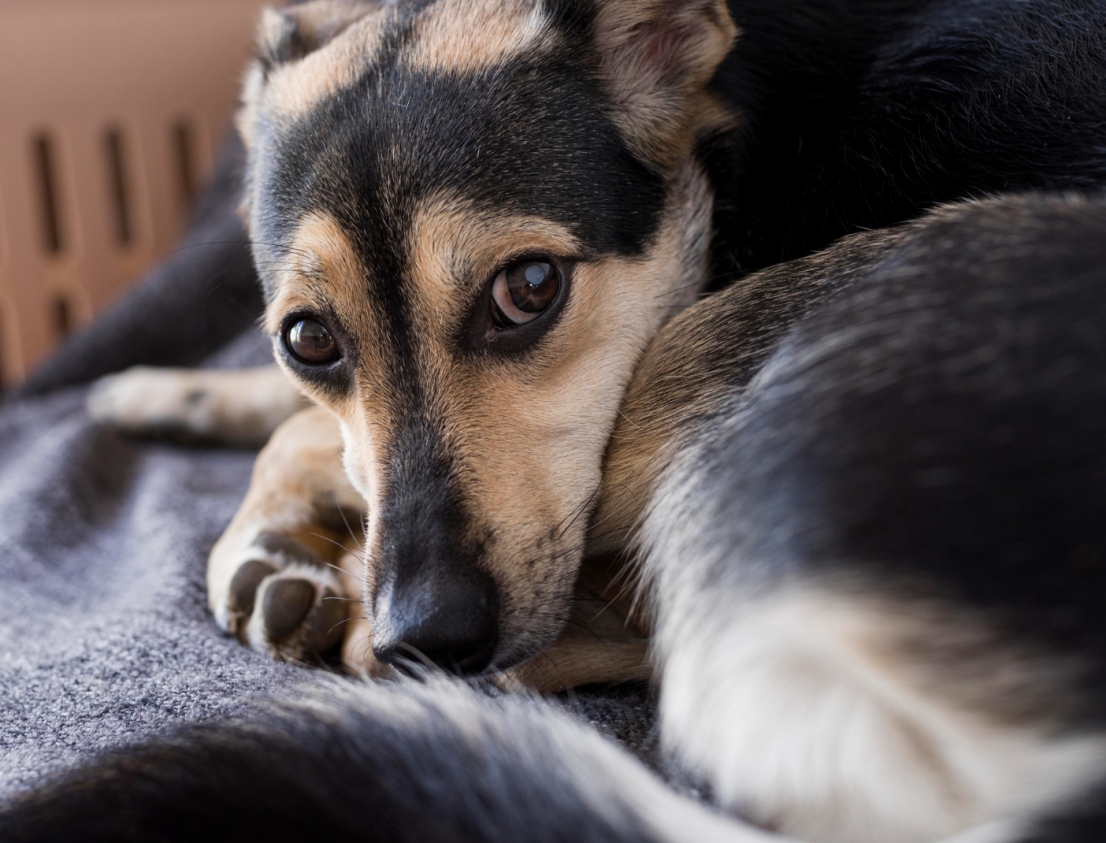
<box><xmin>0</xmin><ymin>135</ymin><xmax>655</xmax><ymax>802</ymax></box>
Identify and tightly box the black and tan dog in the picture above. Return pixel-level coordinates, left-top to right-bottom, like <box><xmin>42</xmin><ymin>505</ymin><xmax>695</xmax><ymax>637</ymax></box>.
<box><xmin>32</xmin><ymin>0</ymin><xmax>1106</xmax><ymax>840</ymax></box>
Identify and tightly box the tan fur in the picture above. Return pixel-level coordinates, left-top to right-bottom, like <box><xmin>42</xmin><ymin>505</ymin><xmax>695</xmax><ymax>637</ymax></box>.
<box><xmin>238</xmin><ymin>2</ymin><xmax>389</xmax><ymax>157</ymax></box>
<box><xmin>591</xmin><ymin>228</ymin><xmax>900</xmax><ymax>556</ymax></box>
<box><xmin>497</xmin><ymin>555</ymin><xmax>652</xmax><ymax>692</ymax></box>
<box><xmin>406</xmin><ymin>194</ymin><xmax>582</xmax><ymax>323</ymax></box>
<box><xmin>256</xmin><ymin>2</ymin><xmax>392</xmax><ymax>120</ymax></box>
<box><xmin>236</xmin><ymin>62</ymin><xmax>266</xmax><ymax>155</ymax></box>
<box><xmin>207</xmin><ymin>406</ymin><xmax>370</xmax><ymax>662</ymax></box>
<box><xmin>336</xmin><ymin>550</ymin><xmax>379</xmax><ymax>674</ymax></box>
<box><xmin>87</xmin><ymin>365</ymin><xmax>308</xmax><ymax>447</ymax></box>
<box><xmin>266</xmin><ymin>212</ymin><xmax>392</xmax><ymax>427</ymax></box>
<box><xmin>404</xmin><ymin>0</ymin><xmax>555</xmax><ymax>75</ymax></box>
<box><xmin>262</xmin><ymin>211</ymin><xmax>372</xmax><ymax>340</ymax></box>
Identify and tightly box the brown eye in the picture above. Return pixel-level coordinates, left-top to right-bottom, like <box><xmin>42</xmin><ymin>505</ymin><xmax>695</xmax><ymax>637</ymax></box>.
<box><xmin>491</xmin><ymin>260</ymin><xmax>562</xmax><ymax>326</ymax></box>
<box><xmin>284</xmin><ymin>317</ymin><xmax>339</xmax><ymax>365</ymax></box>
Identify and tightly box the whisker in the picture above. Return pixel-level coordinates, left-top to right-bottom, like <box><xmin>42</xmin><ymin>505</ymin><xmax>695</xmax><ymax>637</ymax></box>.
<box><xmin>347</xmin><ymin>634</ymin><xmax>376</xmax><ymax>666</ymax></box>
<box><xmin>337</xmin><ymin>506</ymin><xmax>365</xmax><ymax>552</ymax></box>
<box><xmin>328</xmin><ymin>616</ymin><xmax>370</xmax><ymax>636</ymax></box>
<box><xmin>556</xmin><ymin>482</ymin><xmax>602</xmax><ymax>541</ymax></box>
<box><xmin>308</xmin><ymin>532</ymin><xmax>357</xmax><ymax>555</ymax></box>
<box><xmin>322</xmin><ymin>561</ymin><xmax>363</xmax><ymax>583</ymax></box>
<box><xmin>395</xmin><ymin>643</ymin><xmax>440</xmax><ymax>673</ymax></box>
<box><xmin>564</xmin><ymin>618</ymin><xmax>605</xmax><ymax>643</ymax></box>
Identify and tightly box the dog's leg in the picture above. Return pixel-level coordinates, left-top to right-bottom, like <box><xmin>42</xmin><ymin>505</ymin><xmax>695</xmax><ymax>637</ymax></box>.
<box><xmin>208</xmin><ymin>406</ymin><xmax>379</xmax><ymax>673</ymax></box>
<box><xmin>88</xmin><ymin>365</ymin><xmax>308</xmax><ymax>447</ymax></box>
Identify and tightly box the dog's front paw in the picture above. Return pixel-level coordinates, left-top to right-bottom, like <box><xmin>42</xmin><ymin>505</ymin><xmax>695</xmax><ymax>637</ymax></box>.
<box><xmin>213</xmin><ymin>531</ymin><xmax>356</xmax><ymax>664</ymax></box>
<box><xmin>87</xmin><ymin>366</ymin><xmax>202</xmax><ymax>436</ymax></box>
<box><xmin>87</xmin><ymin>365</ymin><xmax>307</xmax><ymax>446</ymax></box>
<box><xmin>207</xmin><ymin>407</ymin><xmax>379</xmax><ymax>672</ymax></box>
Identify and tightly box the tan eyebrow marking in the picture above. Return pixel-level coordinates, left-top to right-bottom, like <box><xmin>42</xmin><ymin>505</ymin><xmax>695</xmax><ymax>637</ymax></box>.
<box><xmin>406</xmin><ymin>193</ymin><xmax>580</xmax><ymax>320</ymax></box>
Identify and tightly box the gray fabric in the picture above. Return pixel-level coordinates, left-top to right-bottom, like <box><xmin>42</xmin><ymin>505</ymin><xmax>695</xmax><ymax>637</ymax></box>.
<box><xmin>0</xmin><ymin>334</ymin><xmax>300</xmax><ymax>798</ymax></box>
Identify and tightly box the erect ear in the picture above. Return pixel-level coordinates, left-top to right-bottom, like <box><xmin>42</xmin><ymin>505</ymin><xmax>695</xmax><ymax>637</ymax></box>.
<box><xmin>256</xmin><ymin>0</ymin><xmax>378</xmax><ymax>70</ymax></box>
<box><xmin>594</xmin><ymin>0</ymin><xmax>737</xmax><ymax>169</ymax></box>
<box><xmin>237</xmin><ymin>1</ymin><xmax>379</xmax><ymax>178</ymax></box>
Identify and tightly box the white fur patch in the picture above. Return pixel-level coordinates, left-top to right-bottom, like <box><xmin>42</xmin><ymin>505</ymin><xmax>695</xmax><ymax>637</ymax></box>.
<box><xmin>654</xmin><ymin>586</ymin><xmax>1106</xmax><ymax>843</ymax></box>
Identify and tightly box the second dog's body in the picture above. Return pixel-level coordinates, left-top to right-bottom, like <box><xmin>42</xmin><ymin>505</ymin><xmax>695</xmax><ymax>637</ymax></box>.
<box><xmin>61</xmin><ymin>1</ymin><xmax>1106</xmax><ymax>840</ymax></box>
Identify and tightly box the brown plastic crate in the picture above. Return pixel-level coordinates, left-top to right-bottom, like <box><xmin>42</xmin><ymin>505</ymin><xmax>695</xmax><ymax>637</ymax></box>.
<box><xmin>0</xmin><ymin>0</ymin><xmax>268</xmax><ymax>388</ymax></box>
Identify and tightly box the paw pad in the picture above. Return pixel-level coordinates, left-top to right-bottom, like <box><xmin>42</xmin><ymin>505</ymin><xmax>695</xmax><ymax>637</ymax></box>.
<box><xmin>263</xmin><ymin>578</ymin><xmax>317</xmax><ymax>641</ymax></box>
<box><xmin>230</xmin><ymin>560</ymin><xmax>279</xmax><ymax>617</ymax></box>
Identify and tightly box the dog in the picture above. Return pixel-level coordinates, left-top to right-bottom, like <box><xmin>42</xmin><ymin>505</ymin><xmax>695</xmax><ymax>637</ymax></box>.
<box><xmin>21</xmin><ymin>0</ymin><xmax>1103</xmax><ymax>840</ymax></box>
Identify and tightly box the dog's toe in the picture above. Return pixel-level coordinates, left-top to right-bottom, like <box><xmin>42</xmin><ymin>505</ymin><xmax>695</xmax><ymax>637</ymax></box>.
<box><xmin>229</xmin><ymin>560</ymin><xmax>279</xmax><ymax>618</ymax></box>
<box><xmin>263</xmin><ymin>578</ymin><xmax>317</xmax><ymax>640</ymax></box>
<box><xmin>249</xmin><ymin>572</ymin><xmax>347</xmax><ymax>661</ymax></box>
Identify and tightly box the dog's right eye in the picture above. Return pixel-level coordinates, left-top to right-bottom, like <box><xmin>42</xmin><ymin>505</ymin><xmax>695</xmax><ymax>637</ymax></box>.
<box><xmin>284</xmin><ymin>318</ymin><xmax>340</xmax><ymax>365</ymax></box>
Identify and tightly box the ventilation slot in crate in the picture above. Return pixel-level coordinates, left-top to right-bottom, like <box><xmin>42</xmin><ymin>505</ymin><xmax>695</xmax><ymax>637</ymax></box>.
<box><xmin>0</xmin><ymin>304</ymin><xmax>6</xmax><ymax>392</ymax></box>
<box><xmin>33</xmin><ymin>133</ymin><xmax>65</xmax><ymax>257</ymax></box>
<box><xmin>172</xmin><ymin>118</ymin><xmax>199</xmax><ymax>212</ymax></box>
<box><xmin>104</xmin><ymin>127</ymin><xmax>134</xmax><ymax>248</ymax></box>
<box><xmin>52</xmin><ymin>294</ymin><xmax>72</xmax><ymax>341</ymax></box>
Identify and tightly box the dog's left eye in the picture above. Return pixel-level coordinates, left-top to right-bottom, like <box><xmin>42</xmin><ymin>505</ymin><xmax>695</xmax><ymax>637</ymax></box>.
<box><xmin>284</xmin><ymin>317</ymin><xmax>340</xmax><ymax>365</ymax></box>
<box><xmin>491</xmin><ymin>260</ymin><xmax>562</xmax><ymax>327</ymax></box>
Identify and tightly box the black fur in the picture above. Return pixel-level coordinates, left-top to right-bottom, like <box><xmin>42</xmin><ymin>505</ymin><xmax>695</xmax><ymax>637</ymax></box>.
<box><xmin>713</xmin><ymin>0</ymin><xmax>1106</xmax><ymax>273</ymax></box>
<box><xmin>0</xmin><ymin>680</ymin><xmax>663</xmax><ymax>843</ymax></box>
<box><xmin>1023</xmin><ymin>779</ymin><xmax>1106</xmax><ymax>843</ymax></box>
<box><xmin>675</xmin><ymin>193</ymin><xmax>1106</xmax><ymax>713</ymax></box>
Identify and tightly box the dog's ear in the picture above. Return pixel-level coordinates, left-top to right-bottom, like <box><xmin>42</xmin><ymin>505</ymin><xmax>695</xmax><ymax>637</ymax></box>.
<box><xmin>256</xmin><ymin>1</ymin><xmax>377</xmax><ymax>70</ymax></box>
<box><xmin>237</xmin><ymin>1</ymin><xmax>379</xmax><ymax>193</ymax></box>
<box><xmin>593</xmin><ymin>0</ymin><xmax>737</xmax><ymax>168</ymax></box>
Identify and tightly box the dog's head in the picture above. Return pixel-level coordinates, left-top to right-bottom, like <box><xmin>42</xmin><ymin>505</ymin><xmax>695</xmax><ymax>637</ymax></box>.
<box><xmin>239</xmin><ymin>0</ymin><xmax>735</xmax><ymax>673</ymax></box>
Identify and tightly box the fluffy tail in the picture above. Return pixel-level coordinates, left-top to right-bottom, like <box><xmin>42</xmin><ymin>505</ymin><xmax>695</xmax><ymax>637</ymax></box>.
<box><xmin>2</xmin><ymin>676</ymin><xmax>1096</xmax><ymax>843</ymax></box>
<box><xmin>0</xmin><ymin>678</ymin><xmax>764</xmax><ymax>843</ymax></box>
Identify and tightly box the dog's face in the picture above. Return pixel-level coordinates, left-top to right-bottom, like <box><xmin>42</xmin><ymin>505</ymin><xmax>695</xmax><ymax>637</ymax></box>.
<box><xmin>239</xmin><ymin>0</ymin><xmax>735</xmax><ymax>672</ymax></box>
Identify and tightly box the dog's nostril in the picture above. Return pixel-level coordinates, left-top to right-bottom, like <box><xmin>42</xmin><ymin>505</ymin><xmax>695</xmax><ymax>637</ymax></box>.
<box><xmin>373</xmin><ymin>571</ymin><xmax>498</xmax><ymax>676</ymax></box>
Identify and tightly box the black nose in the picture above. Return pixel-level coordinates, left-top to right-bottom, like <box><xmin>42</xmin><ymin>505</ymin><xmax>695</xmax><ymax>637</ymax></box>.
<box><xmin>372</xmin><ymin>568</ymin><xmax>499</xmax><ymax>675</ymax></box>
